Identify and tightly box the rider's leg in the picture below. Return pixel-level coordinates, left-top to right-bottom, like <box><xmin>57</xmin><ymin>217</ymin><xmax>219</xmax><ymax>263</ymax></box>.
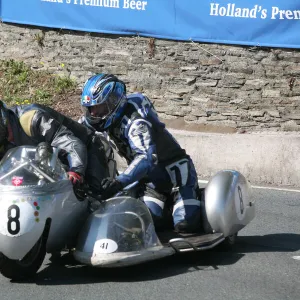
<box><xmin>140</xmin><ymin>183</ymin><xmax>167</xmax><ymax>230</ymax></box>
<box><xmin>172</xmin><ymin>159</ymin><xmax>201</xmax><ymax>233</ymax></box>
<box><xmin>144</xmin><ymin>160</ymin><xmax>201</xmax><ymax>232</ymax></box>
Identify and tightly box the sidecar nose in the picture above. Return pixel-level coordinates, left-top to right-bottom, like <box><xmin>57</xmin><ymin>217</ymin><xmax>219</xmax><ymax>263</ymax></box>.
<box><xmin>74</xmin><ymin>196</ymin><xmax>174</xmax><ymax>267</ymax></box>
<box><xmin>0</xmin><ymin>195</ymin><xmax>48</xmax><ymax>260</ymax></box>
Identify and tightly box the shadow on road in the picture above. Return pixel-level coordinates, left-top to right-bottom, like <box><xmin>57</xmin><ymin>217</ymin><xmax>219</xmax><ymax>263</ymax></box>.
<box><xmin>12</xmin><ymin>233</ymin><xmax>299</xmax><ymax>286</ymax></box>
<box><xmin>29</xmin><ymin>249</ymin><xmax>244</xmax><ymax>286</ymax></box>
<box><xmin>231</xmin><ymin>233</ymin><xmax>300</xmax><ymax>253</ymax></box>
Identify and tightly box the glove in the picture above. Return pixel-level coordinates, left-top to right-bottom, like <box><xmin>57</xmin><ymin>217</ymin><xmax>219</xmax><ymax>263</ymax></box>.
<box><xmin>101</xmin><ymin>177</ymin><xmax>124</xmax><ymax>199</ymax></box>
<box><xmin>68</xmin><ymin>171</ymin><xmax>83</xmax><ymax>186</ymax></box>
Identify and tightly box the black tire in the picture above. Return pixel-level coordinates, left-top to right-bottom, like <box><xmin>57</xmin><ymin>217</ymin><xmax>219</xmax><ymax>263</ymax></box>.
<box><xmin>0</xmin><ymin>234</ymin><xmax>46</xmax><ymax>280</ymax></box>
<box><xmin>217</xmin><ymin>232</ymin><xmax>238</xmax><ymax>251</ymax></box>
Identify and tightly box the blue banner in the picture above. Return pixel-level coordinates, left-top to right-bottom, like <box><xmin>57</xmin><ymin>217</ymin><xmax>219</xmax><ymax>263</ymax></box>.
<box><xmin>1</xmin><ymin>0</ymin><xmax>300</xmax><ymax>48</ymax></box>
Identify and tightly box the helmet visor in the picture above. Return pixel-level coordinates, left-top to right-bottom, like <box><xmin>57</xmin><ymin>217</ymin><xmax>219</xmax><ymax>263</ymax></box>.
<box><xmin>82</xmin><ymin>98</ymin><xmax>117</xmax><ymax>125</ymax></box>
<box><xmin>89</xmin><ymin>103</ymin><xmax>110</xmax><ymax>119</ymax></box>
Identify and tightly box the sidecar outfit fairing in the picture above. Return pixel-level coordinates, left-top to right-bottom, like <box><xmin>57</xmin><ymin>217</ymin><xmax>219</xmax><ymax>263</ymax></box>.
<box><xmin>0</xmin><ymin>146</ymin><xmax>255</xmax><ymax>274</ymax></box>
<box><xmin>0</xmin><ymin>146</ymin><xmax>87</xmax><ymax>260</ymax></box>
<box><xmin>74</xmin><ymin>197</ymin><xmax>174</xmax><ymax>267</ymax></box>
<box><xmin>74</xmin><ymin>170</ymin><xmax>255</xmax><ymax>267</ymax></box>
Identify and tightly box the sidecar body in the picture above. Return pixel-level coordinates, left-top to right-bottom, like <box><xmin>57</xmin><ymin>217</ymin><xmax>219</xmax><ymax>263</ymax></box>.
<box><xmin>74</xmin><ymin>170</ymin><xmax>255</xmax><ymax>267</ymax></box>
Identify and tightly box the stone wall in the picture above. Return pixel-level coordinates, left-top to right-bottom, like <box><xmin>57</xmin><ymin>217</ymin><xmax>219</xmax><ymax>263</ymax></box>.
<box><xmin>1</xmin><ymin>22</ymin><xmax>300</xmax><ymax>132</ymax></box>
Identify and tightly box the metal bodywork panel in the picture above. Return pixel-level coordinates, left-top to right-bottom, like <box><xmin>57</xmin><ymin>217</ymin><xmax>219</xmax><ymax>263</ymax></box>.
<box><xmin>74</xmin><ymin>197</ymin><xmax>165</xmax><ymax>266</ymax></box>
<box><xmin>45</xmin><ymin>185</ymin><xmax>88</xmax><ymax>253</ymax></box>
<box><xmin>204</xmin><ymin>170</ymin><xmax>255</xmax><ymax>237</ymax></box>
<box><xmin>74</xmin><ymin>247</ymin><xmax>175</xmax><ymax>267</ymax></box>
<box><xmin>0</xmin><ymin>181</ymin><xmax>87</xmax><ymax>259</ymax></box>
<box><xmin>75</xmin><ymin>197</ymin><xmax>227</xmax><ymax>267</ymax></box>
<box><xmin>0</xmin><ymin>146</ymin><xmax>88</xmax><ymax>259</ymax></box>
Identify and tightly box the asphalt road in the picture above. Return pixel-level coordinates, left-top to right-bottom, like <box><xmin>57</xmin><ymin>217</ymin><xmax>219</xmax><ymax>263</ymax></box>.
<box><xmin>0</xmin><ymin>186</ymin><xmax>299</xmax><ymax>300</ymax></box>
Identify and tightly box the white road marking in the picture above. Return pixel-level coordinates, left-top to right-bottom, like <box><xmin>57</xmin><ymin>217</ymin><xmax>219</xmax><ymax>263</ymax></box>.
<box><xmin>198</xmin><ymin>180</ymin><xmax>300</xmax><ymax>193</ymax></box>
<box><xmin>292</xmin><ymin>256</ymin><xmax>300</xmax><ymax>261</ymax></box>
<box><xmin>252</xmin><ymin>186</ymin><xmax>300</xmax><ymax>193</ymax></box>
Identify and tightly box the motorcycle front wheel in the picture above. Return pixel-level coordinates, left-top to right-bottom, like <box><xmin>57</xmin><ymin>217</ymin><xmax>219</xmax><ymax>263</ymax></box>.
<box><xmin>0</xmin><ymin>235</ymin><xmax>46</xmax><ymax>280</ymax></box>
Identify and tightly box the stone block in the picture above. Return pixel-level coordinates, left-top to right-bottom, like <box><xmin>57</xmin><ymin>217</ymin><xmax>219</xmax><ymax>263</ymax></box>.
<box><xmin>248</xmin><ymin>110</ymin><xmax>265</xmax><ymax>117</ymax></box>
<box><xmin>262</xmin><ymin>89</ymin><xmax>281</xmax><ymax>98</ymax></box>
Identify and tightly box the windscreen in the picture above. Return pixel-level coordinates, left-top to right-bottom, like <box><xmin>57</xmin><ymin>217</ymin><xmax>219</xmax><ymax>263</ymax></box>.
<box><xmin>82</xmin><ymin>197</ymin><xmax>161</xmax><ymax>253</ymax></box>
<box><xmin>0</xmin><ymin>146</ymin><xmax>68</xmax><ymax>186</ymax></box>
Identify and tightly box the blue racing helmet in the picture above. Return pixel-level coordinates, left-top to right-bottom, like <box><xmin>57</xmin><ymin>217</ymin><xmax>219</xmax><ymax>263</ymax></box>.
<box><xmin>81</xmin><ymin>74</ymin><xmax>127</xmax><ymax>130</ymax></box>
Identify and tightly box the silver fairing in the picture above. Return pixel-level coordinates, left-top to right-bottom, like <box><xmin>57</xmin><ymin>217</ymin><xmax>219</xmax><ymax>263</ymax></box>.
<box><xmin>74</xmin><ymin>197</ymin><xmax>173</xmax><ymax>267</ymax></box>
<box><xmin>0</xmin><ymin>146</ymin><xmax>87</xmax><ymax>259</ymax></box>
<box><xmin>204</xmin><ymin>170</ymin><xmax>255</xmax><ymax>237</ymax></box>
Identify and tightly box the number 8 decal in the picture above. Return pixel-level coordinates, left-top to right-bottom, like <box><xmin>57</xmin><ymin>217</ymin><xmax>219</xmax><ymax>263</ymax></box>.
<box><xmin>7</xmin><ymin>205</ymin><xmax>20</xmax><ymax>235</ymax></box>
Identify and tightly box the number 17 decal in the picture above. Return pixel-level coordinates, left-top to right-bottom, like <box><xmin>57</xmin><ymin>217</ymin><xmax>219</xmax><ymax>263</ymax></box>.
<box><xmin>165</xmin><ymin>159</ymin><xmax>189</xmax><ymax>187</ymax></box>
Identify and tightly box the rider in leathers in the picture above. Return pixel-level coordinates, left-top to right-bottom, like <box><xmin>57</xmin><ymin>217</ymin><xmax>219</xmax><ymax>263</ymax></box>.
<box><xmin>80</xmin><ymin>73</ymin><xmax>201</xmax><ymax>233</ymax></box>
<box><xmin>0</xmin><ymin>100</ymin><xmax>109</xmax><ymax>192</ymax></box>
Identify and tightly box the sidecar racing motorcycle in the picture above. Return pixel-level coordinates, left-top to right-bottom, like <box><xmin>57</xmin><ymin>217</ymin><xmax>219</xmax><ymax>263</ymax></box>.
<box><xmin>0</xmin><ymin>145</ymin><xmax>255</xmax><ymax>280</ymax></box>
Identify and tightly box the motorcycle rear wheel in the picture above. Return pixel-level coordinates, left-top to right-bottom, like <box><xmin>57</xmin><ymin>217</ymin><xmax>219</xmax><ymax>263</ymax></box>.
<box><xmin>0</xmin><ymin>235</ymin><xmax>46</xmax><ymax>280</ymax></box>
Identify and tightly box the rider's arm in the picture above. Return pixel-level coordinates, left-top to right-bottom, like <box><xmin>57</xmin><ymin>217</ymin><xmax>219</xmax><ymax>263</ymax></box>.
<box><xmin>116</xmin><ymin>119</ymin><xmax>157</xmax><ymax>186</ymax></box>
<box><xmin>19</xmin><ymin>109</ymin><xmax>87</xmax><ymax>175</ymax></box>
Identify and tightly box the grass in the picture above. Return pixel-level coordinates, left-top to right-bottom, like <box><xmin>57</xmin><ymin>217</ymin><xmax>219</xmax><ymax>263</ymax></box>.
<box><xmin>0</xmin><ymin>59</ymin><xmax>77</xmax><ymax>107</ymax></box>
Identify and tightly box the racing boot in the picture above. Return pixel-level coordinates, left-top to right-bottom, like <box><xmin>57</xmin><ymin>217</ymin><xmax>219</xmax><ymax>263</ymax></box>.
<box><xmin>174</xmin><ymin>210</ymin><xmax>201</xmax><ymax>233</ymax></box>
